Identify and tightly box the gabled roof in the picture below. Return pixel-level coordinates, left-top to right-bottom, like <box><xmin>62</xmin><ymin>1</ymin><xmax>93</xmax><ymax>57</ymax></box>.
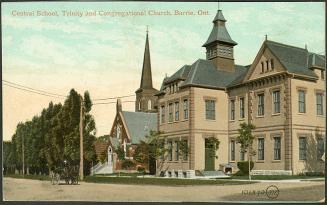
<box><xmin>171</xmin><ymin>59</ymin><xmax>248</xmax><ymax>89</ymax></box>
<box><xmin>265</xmin><ymin>40</ymin><xmax>320</xmax><ymax>78</ymax></box>
<box><xmin>164</xmin><ymin>65</ymin><xmax>191</xmax><ymax>84</ymax></box>
<box><xmin>121</xmin><ymin>111</ymin><xmax>157</xmax><ymax>144</ymax></box>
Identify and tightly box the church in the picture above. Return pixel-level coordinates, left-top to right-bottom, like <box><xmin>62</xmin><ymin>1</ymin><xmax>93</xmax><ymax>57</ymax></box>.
<box><xmin>94</xmin><ymin>9</ymin><xmax>325</xmax><ymax>176</ymax></box>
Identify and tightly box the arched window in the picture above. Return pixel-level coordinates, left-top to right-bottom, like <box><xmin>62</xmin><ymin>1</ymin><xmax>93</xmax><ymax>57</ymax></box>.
<box><xmin>148</xmin><ymin>100</ymin><xmax>152</xmax><ymax>110</ymax></box>
<box><xmin>116</xmin><ymin>125</ymin><xmax>121</xmax><ymax>139</ymax></box>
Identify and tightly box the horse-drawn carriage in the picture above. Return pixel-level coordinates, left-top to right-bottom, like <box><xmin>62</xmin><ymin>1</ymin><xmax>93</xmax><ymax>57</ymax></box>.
<box><xmin>51</xmin><ymin>161</ymin><xmax>79</xmax><ymax>185</ymax></box>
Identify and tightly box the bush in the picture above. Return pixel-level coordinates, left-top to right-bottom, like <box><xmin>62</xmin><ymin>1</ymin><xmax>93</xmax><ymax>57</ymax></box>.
<box><xmin>237</xmin><ymin>161</ymin><xmax>254</xmax><ymax>175</ymax></box>
<box><xmin>137</xmin><ymin>166</ymin><xmax>146</xmax><ymax>174</ymax></box>
<box><xmin>121</xmin><ymin>160</ymin><xmax>136</xmax><ymax>170</ymax></box>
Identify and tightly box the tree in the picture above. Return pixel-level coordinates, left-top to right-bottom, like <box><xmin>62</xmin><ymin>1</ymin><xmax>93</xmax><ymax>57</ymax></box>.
<box><xmin>236</xmin><ymin>122</ymin><xmax>256</xmax><ymax>180</ymax></box>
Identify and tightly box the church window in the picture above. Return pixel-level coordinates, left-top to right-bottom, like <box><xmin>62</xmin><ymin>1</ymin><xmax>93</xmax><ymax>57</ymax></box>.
<box><xmin>116</xmin><ymin>125</ymin><xmax>121</xmax><ymax>139</ymax></box>
<box><xmin>266</xmin><ymin>60</ymin><xmax>269</xmax><ymax>72</ymax></box>
<box><xmin>261</xmin><ymin>62</ymin><xmax>264</xmax><ymax>73</ymax></box>
<box><xmin>271</xmin><ymin>59</ymin><xmax>274</xmax><ymax>70</ymax></box>
<box><xmin>138</xmin><ymin>101</ymin><xmax>141</xmax><ymax>111</ymax></box>
<box><xmin>148</xmin><ymin>100</ymin><xmax>152</xmax><ymax>110</ymax></box>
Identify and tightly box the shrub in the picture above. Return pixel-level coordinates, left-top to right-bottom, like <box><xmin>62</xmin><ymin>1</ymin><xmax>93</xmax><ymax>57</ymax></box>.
<box><xmin>237</xmin><ymin>161</ymin><xmax>254</xmax><ymax>175</ymax></box>
<box><xmin>121</xmin><ymin>160</ymin><xmax>136</xmax><ymax>170</ymax></box>
<box><xmin>137</xmin><ymin>166</ymin><xmax>146</xmax><ymax>174</ymax></box>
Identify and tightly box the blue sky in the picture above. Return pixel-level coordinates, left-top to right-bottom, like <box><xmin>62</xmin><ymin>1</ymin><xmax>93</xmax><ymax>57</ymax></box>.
<box><xmin>2</xmin><ymin>2</ymin><xmax>325</xmax><ymax>140</ymax></box>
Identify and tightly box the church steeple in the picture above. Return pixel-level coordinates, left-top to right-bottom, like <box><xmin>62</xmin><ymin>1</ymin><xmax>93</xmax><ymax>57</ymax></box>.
<box><xmin>139</xmin><ymin>27</ymin><xmax>153</xmax><ymax>89</ymax></box>
<box><xmin>203</xmin><ymin>10</ymin><xmax>237</xmax><ymax>72</ymax></box>
<box><xmin>135</xmin><ymin>28</ymin><xmax>159</xmax><ymax>113</ymax></box>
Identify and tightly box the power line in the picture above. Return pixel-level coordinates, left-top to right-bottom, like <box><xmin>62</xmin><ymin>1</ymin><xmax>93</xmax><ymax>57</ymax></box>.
<box><xmin>3</xmin><ymin>80</ymin><xmax>67</xmax><ymax>97</ymax></box>
<box><xmin>93</xmin><ymin>94</ymin><xmax>135</xmax><ymax>101</ymax></box>
<box><xmin>3</xmin><ymin>83</ymin><xmax>66</xmax><ymax>99</ymax></box>
<box><xmin>92</xmin><ymin>100</ymin><xmax>135</xmax><ymax>105</ymax></box>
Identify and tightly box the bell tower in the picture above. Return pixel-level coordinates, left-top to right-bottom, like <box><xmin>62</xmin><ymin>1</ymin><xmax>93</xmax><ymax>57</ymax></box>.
<box><xmin>135</xmin><ymin>27</ymin><xmax>158</xmax><ymax>113</ymax></box>
<box><xmin>203</xmin><ymin>10</ymin><xmax>237</xmax><ymax>72</ymax></box>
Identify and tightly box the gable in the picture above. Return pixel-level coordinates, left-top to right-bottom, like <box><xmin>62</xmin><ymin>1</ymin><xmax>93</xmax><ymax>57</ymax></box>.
<box><xmin>109</xmin><ymin>112</ymin><xmax>131</xmax><ymax>144</ymax></box>
<box><xmin>245</xmin><ymin>44</ymin><xmax>286</xmax><ymax>81</ymax></box>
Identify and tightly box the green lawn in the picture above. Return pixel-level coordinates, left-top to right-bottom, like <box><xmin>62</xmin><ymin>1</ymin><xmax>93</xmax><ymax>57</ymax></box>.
<box><xmin>4</xmin><ymin>174</ymin><xmax>50</xmax><ymax>181</ymax></box>
<box><xmin>95</xmin><ymin>172</ymin><xmax>143</xmax><ymax>177</ymax></box>
<box><xmin>230</xmin><ymin>175</ymin><xmax>324</xmax><ymax>180</ymax></box>
<box><xmin>84</xmin><ymin>176</ymin><xmax>256</xmax><ymax>186</ymax></box>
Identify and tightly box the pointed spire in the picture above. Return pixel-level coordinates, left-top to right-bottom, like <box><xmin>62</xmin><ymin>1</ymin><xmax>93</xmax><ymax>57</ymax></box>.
<box><xmin>139</xmin><ymin>27</ymin><xmax>153</xmax><ymax>89</ymax></box>
<box><xmin>213</xmin><ymin>9</ymin><xmax>226</xmax><ymax>22</ymax></box>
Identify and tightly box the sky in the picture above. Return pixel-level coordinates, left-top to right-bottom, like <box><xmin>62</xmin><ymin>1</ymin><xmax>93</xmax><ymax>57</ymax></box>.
<box><xmin>2</xmin><ymin>2</ymin><xmax>325</xmax><ymax>141</ymax></box>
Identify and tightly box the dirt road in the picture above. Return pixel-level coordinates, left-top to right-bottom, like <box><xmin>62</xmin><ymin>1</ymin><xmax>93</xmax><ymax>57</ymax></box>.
<box><xmin>3</xmin><ymin>177</ymin><xmax>325</xmax><ymax>202</ymax></box>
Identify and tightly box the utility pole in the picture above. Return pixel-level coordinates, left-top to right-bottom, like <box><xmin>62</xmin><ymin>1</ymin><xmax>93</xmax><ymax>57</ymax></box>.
<box><xmin>22</xmin><ymin>134</ymin><xmax>25</xmax><ymax>176</ymax></box>
<box><xmin>79</xmin><ymin>96</ymin><xmax>84</xmax><ymax>180</ymax></box>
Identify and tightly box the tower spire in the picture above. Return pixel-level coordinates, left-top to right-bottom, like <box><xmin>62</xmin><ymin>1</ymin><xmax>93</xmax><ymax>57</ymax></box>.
<box><xmin>139</xmin><ymin>27</ymin><xmax>153</xmax><ymax>89</ymax></box>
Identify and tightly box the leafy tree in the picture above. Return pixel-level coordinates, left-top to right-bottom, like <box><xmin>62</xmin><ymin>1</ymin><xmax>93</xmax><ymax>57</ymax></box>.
<box><xmin>236</xmin><ymin>122</ymin><xmax>256</xmax><ymax>180</ymax></box>
<box><xmin>206</xmin><ymin>137</ymin><xmax>220</xmax><ymax>159</ymax></box>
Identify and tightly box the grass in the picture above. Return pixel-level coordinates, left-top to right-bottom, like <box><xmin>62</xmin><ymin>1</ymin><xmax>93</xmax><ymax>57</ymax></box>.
<box><xmin>230</xmin><ymin>175</ymin><xmax>324</xmax><ymax>180</ymax></box>
<box><xmin>95</xmin><ymin>172</ymin><xmax>143</xmax><ymax>177</ymax></box>
<box><xmin>4</xmin><ymin>174</ymin><xmax>50</xmax><ymax>181</ymax></box>
<box><xmin>84</xmin><ymin>176</ymin><xmax>256</xmax><ymax>186</ymax></box>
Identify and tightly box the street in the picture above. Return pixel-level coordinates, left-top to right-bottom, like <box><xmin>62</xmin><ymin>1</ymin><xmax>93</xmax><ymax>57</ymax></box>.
<box><xmin>3</xmin><ymin>177</ymin><xmax>325</xmax><ymax>202</ymax></box>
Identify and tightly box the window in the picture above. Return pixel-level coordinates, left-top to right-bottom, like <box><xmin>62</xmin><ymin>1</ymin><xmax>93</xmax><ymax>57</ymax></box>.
<box><xmin>298</xmin><ymin>90</ymin><xmax>306</xmax><ymax>113</ymax></box>
<box><xmin>321</xmin><ymin>70</ymin><xmax>325</xmax><ymax>80</ymax></box>
<box><xmin>317</xmin><ymin>137</ymin><xmax>325</xmax><ymax>160</ymax></box>
<box><xmin>272</xmin><ymin>90</ymin><xmax>281</xmax><ymax>114</ymax></box>
<box><xmin>205</xmin><ymin>100</ymin><xmax>215</xmax><ymax>120</ymax></box>
<box><xmin>182</xmin><ymin>139</ymin><xmax>188</xmax><ymax>160</ymax></box>
<box><xmin>266</xmin><ymin>60</ymin><xmax>269</xmax><ymax>72</ymax></box>
<box><xmin>257</xmin><ymin>93</ymin><xmax>265</xmax><ymax>116</ymax></box>
<box><xmin>230</xmin><ymin>140</ymin><xmax>235</xmax><ymax>161</ymax></box>
<box><xmin>271</xmin><ymin>59</ymin><xmax>274</xmax><ymax>70</ymax></box>
<box><xmin>175</xmin><ymin>102</ymin><xmax>179</xmax><ymax>121</ymax></box>
<box><xmin>116</xmin><ymin>125</ymin><xmax>121</xmax><ymax>139</ymax></box>
<box><xmin>168</xmin><ymin>103</ymin><xmax>173</xmax><ymax>122</ymax></box>
<box><xmin>261</xmin><ymin>62</ymin><xmax>264</xmax><ymax>73</ymax></box>
<box><xmin>168</xmin><ymin>141</ymin><xmax>173</xmax><ymax>161</ymax></box>
<box><xmin>299</xmin><ymin>137</ymin><xmax>307</xmax><ymax>160</ymax></box>
<box><xmin>183</xmin><ymin>99</ymin><xmax>189</xmax><ymax>119</ymax></box>
<box><xmin>316</xmin><ymin>93</ymin><xmax>323</xmax><ymax>115</ymax></box>
<box><xmin>160</xmin><ymin>140</ymin><xmax>165</xmax><ymax>160</ymax></box>
<box><xmin>148</xmin><ymin>100</ymin><xmax>152</xmax><ymax>110</ymax></box>
<box><xmin>240</xmin><ymin>97</ymin><xmax>245</xmax><ymax>119</ymax></box>
<box><xmin>175</xmin><ymin>141</ymin><xmax>179</xmax><ymax>161</ymax></box>
<box><xmin>258</xmin><ymin>138</ymin><xmax>265</xmax><ymax>160</ymax></box>
<box><xmin>230</xmin><ymin>100</ymin><xmax>235</xmax><ymax>120</ymax></box>
<box><xmin>138</xmin><ymin>101</ymin><xmax>141</xmax><ymax>111</ymax></box>
<box><xmin>274</xmin><ymin>136</ymin><xmax>281</xmax><ymax>160</ymax></box>
<box><xmin>240</xmin><ymin>151</ymin><xmax>245</xmax><ymax>161</ymax></box>
<box><xmin>160</xmin><ymin>105</ymin><xmax>165</xmax><ymax>124</ymax></box>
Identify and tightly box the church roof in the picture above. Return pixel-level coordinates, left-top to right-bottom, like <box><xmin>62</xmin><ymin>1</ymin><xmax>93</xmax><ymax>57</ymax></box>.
<box><xmin>265</xmin><ymin>40</ymin><xmax>324</xmax><ymax>77</ymax></box>
<box><xmin>121</xmin><ymin>111</ymin><xmax>157</xmax><ymax>144</ymax></box>
<box><xmin>203</xmin><ymin>10</ymin><xmax>237</xmax><ymax>47</ymax></box>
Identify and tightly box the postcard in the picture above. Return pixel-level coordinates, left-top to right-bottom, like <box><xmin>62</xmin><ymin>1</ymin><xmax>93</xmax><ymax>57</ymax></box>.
<box><xmin>2</xmin><ymin>1</ymin><xmax>325</xmax><ymax>203</ymax></box>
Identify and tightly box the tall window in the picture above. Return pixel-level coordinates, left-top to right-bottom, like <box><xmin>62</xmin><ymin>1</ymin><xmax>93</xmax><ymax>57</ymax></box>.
<box><xmin>316</xmin><ymin>93</ymin><xmax>323</xmax><ymax>115</ymax></box>
<box><xmin>274</xmin><ymin>136</ymin><xmax>281</xmax><ymax>160</ymax></box>
<box><xmin>175</xmin><ymin>102</ymin><xmax>179</xmax><ymax>121</ymax></box>
<box><xmin>116</xmin><ymin>125</ymin><xmax>121</xmax><ymax>139</ymax></box>
<box><xmin>168</xmin><ymin>141</ymin><xmax>173</xmax><ymax>161</ymax></box>
<box><xmin>261</xmin><ymin>62</ymin><xmax>264</xmax><ymax>73</ymax></box>
<box><xmin>138</xmin><ymin>101</ymin><xmax>141</xmax><ymax>111</ymax></box>
<box><xmin>183</xmin><ymin>99</ymin><xmax>189</xmax><ymax>119</ymax></box>
<box><xmin>147</xmin><ymin>100</ymin><xmax>152</xmax><ymax>110</ymax></box>
<box><xmin>160</xmin><ymin>140</ymin><xmax>165</xmax><ymax>160</ymax></box>
<box><xmin>182</xmin><ymin>139</ymin><xmax>188</xmax><ymax>160</ymax></box>
<box><xmin>168</xmin><ymin>103</ymin><xmax>173</xmax><ymax>122</ymax></box>
<box><xmin>317</xmin><ymin>137</ymin><xmax>325</xmax><ymax>160</ymax></box>
<box><xmin>160</xmin><ymin>105</ymin><xmax>165</xmax><ymax>124</ymax></box>
<box><xmin>298</xmin><ymin>90</ymin><xmax>306</xmax><ymax>113</ymax></box>
<box><xmin>230</xmin><ymin>140</ymin><xmax>235</xmax><ymax>161</ymax></box>
<box><xmin>205</xmin><ymin>100</ymin><xmax>215</xmax><ymax>120</ymax></box>
<box><xmin>230</xmin><ymin>100</ymin><xmax>235</xmax><ymax>120</ymax></box>
<box><xmin>266</xmin><ymin>60</ymin><xmax>269</xmax><ymax>72</ymax></box>
<box><xmin>299</xmin><ymin>137</ymin><xmax>307</xmax><ymax>160</ymax></box>
<box><xmin>273</xmin><ymin>90</ymin><xmax>280</xmax><ymax>114</ymax></box>
<box><xmin>257</xmin><ymin>93</ymin><xmax>265</xmax><ymax>116</ymax></box>
<box><xmin>271</xmin><ymin>59</ymin><xmax>274</xmax><ymax>70</ymax></box>
<box><xmin>175</xmin><ymin>141</ymin><xmax>179</xmax><ymax>161</ymax></box>
<box><xmin>258</xmin><ymin>138</ymin><xmax>265</xmax><ymax>160</ymax></box>
<box><xmin>240</xmin><ymin>97</ymin><xmax>245</xmax><ymax>119</ymax></box>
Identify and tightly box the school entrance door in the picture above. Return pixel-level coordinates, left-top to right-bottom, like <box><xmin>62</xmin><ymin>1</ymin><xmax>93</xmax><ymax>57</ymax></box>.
<box><xmin>205</xmin><ymin>138</ymin><xmax>215</xmax><ymax>171</ymax></box>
